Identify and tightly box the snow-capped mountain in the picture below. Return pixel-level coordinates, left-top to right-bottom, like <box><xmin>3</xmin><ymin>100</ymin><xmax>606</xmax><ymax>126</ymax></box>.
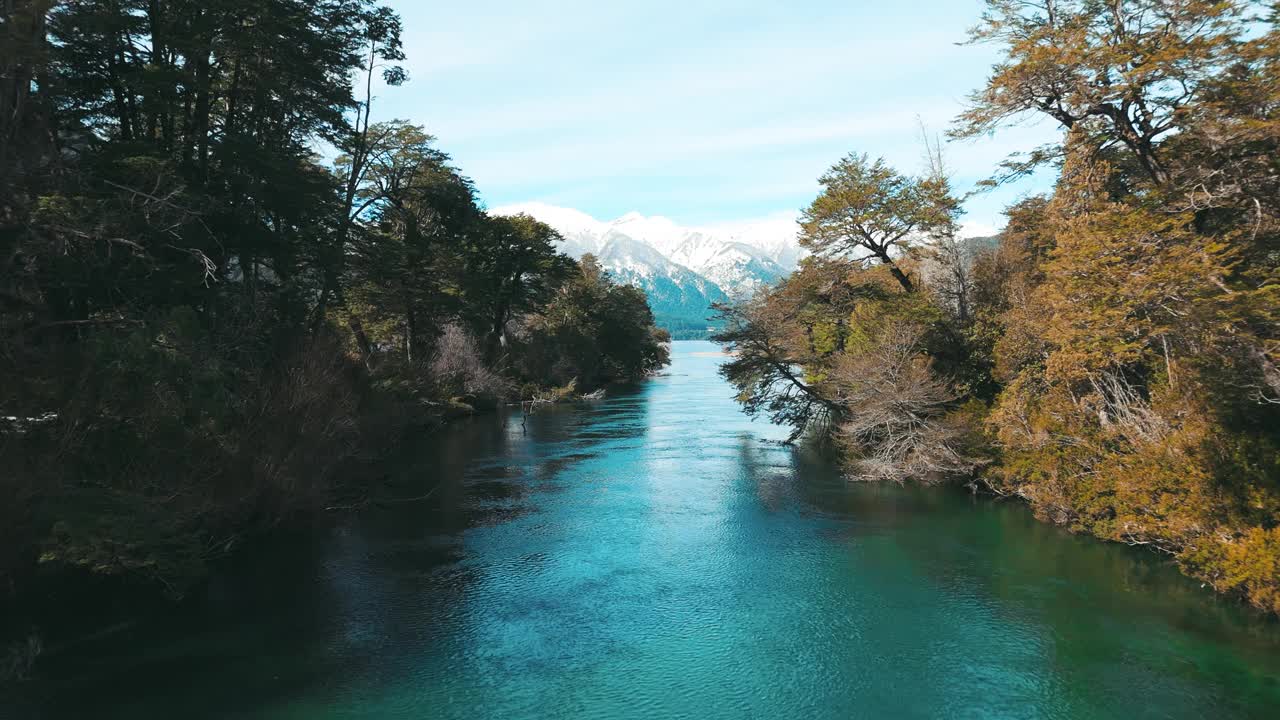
<box><xmin>596</xmin><ymin>233</ymin><xmax>730</xmax><ymax>331</ymax></box>
<box><xmin>601</xmin><ymin>210</ymin><xmax>797</xmax><ymax>294</ymax></box>
<box><xmin>493</xmin><ymin>202</ymin><xmax>801</xmax><ymax>335</ymax></box>
<box><xmin>668</xmin><ymin>235</ymin><xmax>788</xmax><ymax>299</ymax></box>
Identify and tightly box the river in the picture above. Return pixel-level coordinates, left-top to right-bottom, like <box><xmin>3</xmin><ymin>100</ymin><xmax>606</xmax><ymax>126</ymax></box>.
<box><xmin>15</xmin><ymin>341</ymin><xmax>1280</xmax><ymax>719</ymax></box>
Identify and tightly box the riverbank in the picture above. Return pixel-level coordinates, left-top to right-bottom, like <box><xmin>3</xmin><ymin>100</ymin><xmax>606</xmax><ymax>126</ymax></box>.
<box><xmin>0</xmin><ymin>362</ymin><xmax>662</xmax><ymax>686</ymax></box>
<box><xmin>7</xmin><ymin>342</ymin><xmax>1280</xmax><ymax>719</ymax></box>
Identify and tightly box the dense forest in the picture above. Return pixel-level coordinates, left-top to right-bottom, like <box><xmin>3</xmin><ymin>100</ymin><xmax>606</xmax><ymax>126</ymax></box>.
<box><xmin>0</xmin><ymin>0</ymin><xmax>668</xmax><ymax>669</ymax></box>
<box><xmin>717</xmin><ymin>0</ymin><xmax>1280</xmax><ymax>613</ymax></box>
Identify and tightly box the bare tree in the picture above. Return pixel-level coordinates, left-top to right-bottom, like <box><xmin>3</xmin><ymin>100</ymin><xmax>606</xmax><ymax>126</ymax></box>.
<box><xmin>830</xmin><ymin>322</ymin><xmax>978</xmax><ymax>483</ymax></box>
<box><xmin>917</xmin><ymin>122</ymin><xmax>976</xmax><ymax>325</ymax></box>
<box><xmin>429</xmin><ymin>324</ymin><xmax>513</xmax><ymax>402</ymax></box>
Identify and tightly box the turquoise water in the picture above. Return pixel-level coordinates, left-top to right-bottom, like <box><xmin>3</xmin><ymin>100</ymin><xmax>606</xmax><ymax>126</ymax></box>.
<box><xmin>16</xmin><ymin>341</ymin><xmax>1280</xmax><ymax>718</ymax></box>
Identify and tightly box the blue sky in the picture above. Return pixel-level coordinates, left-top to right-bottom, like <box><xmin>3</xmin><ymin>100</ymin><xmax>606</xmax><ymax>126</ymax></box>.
<box><xmin>373</xmin><ymin>0</ymin><xmax>1060</xmax><ymax>235</ymax></box>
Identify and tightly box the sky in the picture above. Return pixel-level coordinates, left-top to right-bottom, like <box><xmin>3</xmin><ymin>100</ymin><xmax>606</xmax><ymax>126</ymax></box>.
<box><xmin>372</xmin><ymin>0</ymin><xmax>1060</xmax><ymax>238</ymax></box>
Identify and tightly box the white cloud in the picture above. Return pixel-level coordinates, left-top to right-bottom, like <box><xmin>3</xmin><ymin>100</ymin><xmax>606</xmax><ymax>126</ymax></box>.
<box><xmin>377</xmin><ymin>0</ymin><xmax>1060</xmax><ymax>235</ymax></box>
<box><xmin>959</xmin><ymin>220</ymin><xmax>999</xmax><ymax>239</ymax></box>
<box><xmin>492</xmin><ymin>202</ymin><xmax>803</xmax><ymax>252</ymax></box>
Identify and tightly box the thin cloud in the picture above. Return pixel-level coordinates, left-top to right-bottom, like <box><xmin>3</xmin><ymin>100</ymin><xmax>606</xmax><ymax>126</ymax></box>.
<box><xmin>378</xmin><ymin>0</ymin><xmax>1061</xmax><ymax>229</ymax></box>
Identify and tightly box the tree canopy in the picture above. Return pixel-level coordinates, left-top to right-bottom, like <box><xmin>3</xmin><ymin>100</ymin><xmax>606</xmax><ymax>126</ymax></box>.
<box><xmin>0</xmin><ymin>0</ymin><xmax>669</xmax><ymax>620</ymax></box>
<box><xmin>720</xmin><ymin>0</ymin><xmax>1280</xmax><ymax>614</ymax></box>
<box><xmin>799</xmin><ymin>154</ymin><xmax>957</xmax><ymax>292</ymax></box>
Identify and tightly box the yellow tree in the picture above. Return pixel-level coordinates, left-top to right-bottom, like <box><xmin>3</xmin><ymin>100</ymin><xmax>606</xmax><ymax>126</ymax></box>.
<box><xmin>799</xmin><ymin>154</ymin><xmax>957</xmax><ymax>293</ymax></box>
<box><xmin>984</xmin><ymin>139</ymin><xmax>1280</xmax><ymax>612</ymax></box>
<box><xmin>953</xmin><ymin>0</ymin><xmax>1254</xmax><ymax>186</ymax></box>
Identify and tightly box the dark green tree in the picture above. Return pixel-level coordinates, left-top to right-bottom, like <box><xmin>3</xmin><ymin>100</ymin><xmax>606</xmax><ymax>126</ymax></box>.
<box><xmin>464</xmin><ymin>214</ymin><xmax>576</xmax><ymax>362</ymax></box>
<box><xmin>341</xmin><ymin>123</ymin><xmax>479</xmax><ymax>366</ymax></box>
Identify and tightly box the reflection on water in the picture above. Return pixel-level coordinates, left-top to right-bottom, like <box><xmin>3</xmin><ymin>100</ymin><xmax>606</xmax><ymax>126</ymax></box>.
<box><xmin>14</xmin><ymin>341</ymin><xmax>1280</xmax><ymax>719</ymax></box>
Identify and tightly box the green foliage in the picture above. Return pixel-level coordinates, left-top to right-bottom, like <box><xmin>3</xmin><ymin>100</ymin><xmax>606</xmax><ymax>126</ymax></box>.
<box><xmin>513</xmin><ymin>256</ymin><xmax>671</xmax><ymax>389</ymax></box>
<box><xmin>0</xmin><ymin>0</ymin><xmax>668</xmax><ymax>616</ymax></box>
<box><xmin>462</xmin><ymin>214</ymin><xmax>578</xmax><ymax>362</ymax></box>
<box><xmin>800</xmin><ymin>154</ymin><xmax>957</xmax><ymax>292</ymax></box>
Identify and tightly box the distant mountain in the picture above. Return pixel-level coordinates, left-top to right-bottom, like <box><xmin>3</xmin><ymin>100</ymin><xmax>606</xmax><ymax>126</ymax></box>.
<box><xmin>493</xmin><ymin>202</ymin><xmax>801</xmax><ymax>337</ymax></box>
<box><xmin>962</xmin><ymin>235</ymin><xmax>1001</xmax><ymax>256</ymax></box>
<box><xmin>667</xmin><ymin>234</ymin><xmax>788</xmax><ymax>300</ymax></box>
<box><xmin>601</xmin><ymin>211</ymin><xmax>796</xmax><ymax>297</ymax></box>
<box><xmin>595</xmin><ymin>233</ymin><xmax>731</xmax><ymax>334</ymax></box>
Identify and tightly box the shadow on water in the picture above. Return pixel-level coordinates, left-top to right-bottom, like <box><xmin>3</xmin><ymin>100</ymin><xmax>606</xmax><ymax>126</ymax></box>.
<box><xmin>8</xmin><ymin>342</ymin><xmax>1280</xmax><ymax>719</ymax></box>
<box><xmin>777</xmin><ymin>457</ymin><xmax>1280</xmax><ymax>717</ymax></box>
<box><xmin>9</xmin><ymin>400</ymin><xmax>631</xmax><ymax>718</ymax></box>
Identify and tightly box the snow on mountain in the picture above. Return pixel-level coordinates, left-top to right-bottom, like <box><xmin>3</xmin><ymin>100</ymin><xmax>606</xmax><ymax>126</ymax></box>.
<box><xmin>669</xmin><ymin>235</ymin><xmax>788</xmax><ymax>299</ymax></box>
<box><xmin>595</xmin><ymin>233</ymin><xmax>729</xmax><ymax>331</ymax></box>
<box><xmin>702</xmin><ymin>212</ymin><xmax>806</xmax><ymax>271</ymax></box>
<box><xmin>493</xmin><ymin>203</ymin><xmax>800</xmax><ymax>294</ymax></box>
<box><xmin>492</xmin><ymin>202</ymin><xmax>801</xmax><ymax>336</ymax></box>
<box><xmin>495</xmin><ymin>201</ymin><xmax>607</xmax><ymax>238</ymax></box>
<box><xmin>607</xmin><ymin>212</ymin><xmax>688</xmax><ymax>257</ymax></box>
<box><xmin>495</xmin><ymin>201</ymin><xmax>610</xmax><ymax>259</ymax></box>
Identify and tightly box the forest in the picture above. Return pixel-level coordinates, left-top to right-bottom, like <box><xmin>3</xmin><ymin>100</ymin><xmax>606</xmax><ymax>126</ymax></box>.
<box><xmin>716</xmin><ymin>0</ymin><xmax>1280</xmax><ymax>614</ymax></box>
<box><xmin>0</xmin><ymin>0</ymin><xmax>669</xmax><ymax>658</ymax></box>
<box><xmin>4</xmin><ymin>0</ymin><xmax>1280</xmax><ymax>695</ymax></box>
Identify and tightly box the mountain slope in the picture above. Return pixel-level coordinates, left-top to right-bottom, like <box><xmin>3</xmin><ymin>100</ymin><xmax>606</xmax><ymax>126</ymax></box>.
<box><xmin>493</xmin><ymin>202</ymin><xmax>800</xmax><ymax>337</ymax></box>
<box><xmin>595</xmin><ymin>233</ymin><xmax>730</xmax><ymax>336</ymax></box>
<box><xmin>669</xmin><ymin>235</ymin><xmax>788</xmax><ymax>299</ymax></box>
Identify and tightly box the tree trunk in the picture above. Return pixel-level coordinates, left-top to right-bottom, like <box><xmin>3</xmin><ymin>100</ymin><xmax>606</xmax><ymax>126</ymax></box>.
<box><xmin>405</xmin><ymin>308</ymin><xmax>417</xmax><ymax>364</ymax></box>
<box><xmin>190</xmin><ymin>12</ymin><xmax>212</xmax><ymax>177</ymax></box>
<box><xmin>0</xmin><ymin>0</ymin><xmax>53</xmax><ymax>187</ymax></box>
<box><xmin>348</xmin><ymin>316</ymin><xmax>374</xmax><ymax>370</ymax></box>
<box><xmin>876</xmin><ymin>252</ymin><xmax>914</xmax><ymax>293</ymax></box>
<box><xmin>486</xmin><ymin>307</ymin><xmax>508</xmax><ymax>364</ymax></box>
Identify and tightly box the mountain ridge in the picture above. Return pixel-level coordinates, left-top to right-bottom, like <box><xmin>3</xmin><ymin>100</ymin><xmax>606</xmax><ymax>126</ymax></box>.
<box><xmin>493</xmin><ymin>202</ymin><xmax>801</xmax><ymax>336</ymax></box>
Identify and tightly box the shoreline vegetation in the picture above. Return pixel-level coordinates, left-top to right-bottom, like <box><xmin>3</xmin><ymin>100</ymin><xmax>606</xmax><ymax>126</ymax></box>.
<box><xmin>0</xmin><ymin>0</ymin><xmax>1278</xmax><ymax>687</ymax></box>
<box><xmin>713</xmin><ymin>2</ymin><xmax>1280</xmax><ymax>615</ymax></box>
<box><xmin>0</xmin><ymin>0</ymin><xmax>669</xmax><ymax>680</ymax></box>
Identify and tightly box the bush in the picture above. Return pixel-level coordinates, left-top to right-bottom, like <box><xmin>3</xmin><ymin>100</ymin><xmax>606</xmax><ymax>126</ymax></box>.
<box><xmin>0</xmin><ymin>315</ymin><xmax>363</xmax><ymax>596</ymax></box>
<box><xmin>429</xmin><ymin>324</ymin><xmax>514</xmax><ymax>406</ymax></box>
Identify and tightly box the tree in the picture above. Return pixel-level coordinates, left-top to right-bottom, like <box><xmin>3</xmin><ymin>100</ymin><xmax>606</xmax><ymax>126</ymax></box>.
<box><xmin>319</xmin><ymin>9</ymin><xmax>406</xmax><ymax>323</ymax></box>
<box><xmin>705</xmin><ymin>0</ymin><xmax>1280</xmax><ymax>615</ymax></box>
<box><xmin>1</xmin><ymin>0</ymin><xmax>408</xmax><ymax>598</ymax></box>
<box><xmin>979</xmin><ymin>139</ymin><xmax>1280</xmax><ymax>611</ymax></box>
<box><xmin>0</xmin><ymin>0</ymin><xmax>672</xmax><ymax>624</ymax></box>
<box><xmin>799</xmin><ymin>154</ymin><xmax>956</xmax><ymax>293</ymax></box>
<box><xmin>713</xmin><ymin>257</ymin><xmax>890</xmax><ymax>441</ymax></box>
<box><xmin>714</xmin><ymin>297</ymin><xmax>842</xmax><ymax>442</ymax></box>
<box><xmin>1162</xmin><ymin>6</ymin><xmax>1280</xmax><ymax>270</ymax></box>
<box><xmin>341</xmin><ymin>123</ymin><xmax>478</xmax><ymax>366</ymax></box>
<box><xmin>953</xmin><ymin>0</ymin><xmax>1254</xmax><ymax>187</ymax></box>
<box><xmin>0</xmin><ymin>0</ymin><xmax>54</xmax><ymax>195</ymax></box>
<box><xmin>514</xmin><ymin>255</ymin><xmax>670</xmax><ymax>389</ymax></box>
<box><xmin>464</xmin><ymin>214</ymin><xmax>575</xmax><ymax>362</ymax></box>
<box><xmin>830</xmin><ymin>322</ymin><xmax>978</xmax><ymax>483</ymax></box>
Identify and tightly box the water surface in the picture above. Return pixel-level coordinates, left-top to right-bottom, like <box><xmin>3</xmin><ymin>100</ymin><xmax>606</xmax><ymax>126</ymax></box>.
<box><xmin>17</xmin><ymin>341</ymin><xmax>1280</xmax><ymax>718</ymax></box>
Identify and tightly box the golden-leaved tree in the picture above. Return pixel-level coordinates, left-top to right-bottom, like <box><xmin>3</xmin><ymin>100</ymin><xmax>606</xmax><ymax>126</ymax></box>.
<box><xmin>961</xmin><ymin>0</ymin><xmax>1280</xmax><ymax>612</ymax></box>
<box><xmin>719</xmin><ymin>0</ymin><xmax>1280</xmax><ymax>613</ymax></box>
